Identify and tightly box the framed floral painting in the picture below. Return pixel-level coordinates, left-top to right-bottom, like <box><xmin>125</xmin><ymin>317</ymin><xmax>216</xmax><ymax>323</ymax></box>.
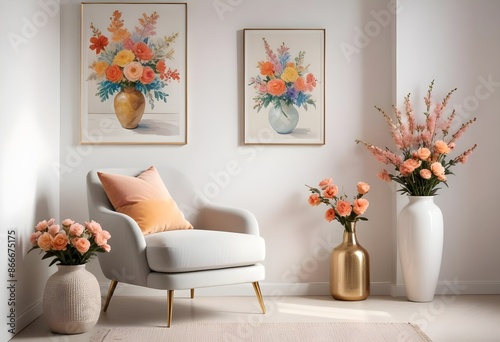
<box><xmin>81</xmin><ymin>3</ymin><xmax>187</xmax><ymax>144</ymax></box>
<box><xmin>243</xmin><ymin>29</ymin><xmax>325</xmax><ymax>145</ymax></box>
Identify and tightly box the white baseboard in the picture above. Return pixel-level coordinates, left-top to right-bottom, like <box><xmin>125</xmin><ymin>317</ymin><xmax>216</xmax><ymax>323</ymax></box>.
<box><xmin>101</xmin><ymin>280</ymin><xmax>500</xmax><ymax>298</ymax></box>
<box><xmin>97</xmin><ymin>281</ymin><xmax>392</xmax><ymax>297</ymax></box>
<box><xmin>391</xmin><ymin>280</ymin><xmax>500</xmax><ymax>297</ymax></box>
<box><xmin>9</xmin><ymin>300</ymin><xmax>43</xmax><ymax>339</ymax></box>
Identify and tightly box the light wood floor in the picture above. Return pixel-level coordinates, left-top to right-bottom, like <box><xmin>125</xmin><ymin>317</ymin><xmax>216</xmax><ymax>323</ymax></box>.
<box><xmin>11</xmin><ymin>295</ymin><xmax>500</xmax><ymax>341</ymax></box>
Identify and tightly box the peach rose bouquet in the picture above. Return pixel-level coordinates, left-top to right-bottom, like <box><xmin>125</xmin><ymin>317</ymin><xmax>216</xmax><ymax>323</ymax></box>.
<box><xmin>356</xmin><ymin>80</ymin><xmax>477</xmax><ymax>196</ymax></box>
<box><xmin>306</xmin><ymin>179</ymin><xmax>370</xmax><ymax>232</ymax></box>
<box><xmin>249</xmin><ymin>38</ymin><xmax>317</xmax><ymax>113</ymax></box>
<box><xmin>87</xmin><ymin>10</ymin><xmax>180</xmax><ymax>109</ymax></box>
<box><xmin>28</xmin><ymin>219</ymin><xmax>111</xmax><ymax>266</ymax></box>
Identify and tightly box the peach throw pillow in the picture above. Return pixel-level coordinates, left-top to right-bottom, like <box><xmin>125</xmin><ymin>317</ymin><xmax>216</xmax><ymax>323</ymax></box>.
<box><xmin>97</xmin><ymin>166</ymin><xmax>193</xmax><ymax>235</ymax></box>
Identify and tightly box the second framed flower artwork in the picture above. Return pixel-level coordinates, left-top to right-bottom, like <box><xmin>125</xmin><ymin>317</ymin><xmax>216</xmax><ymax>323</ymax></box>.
<box><xmin>81</xmin><ymin>3</ymin><xmax>187</xmax><ymax>144</ymax></box>
<box><xmin>244</xmin><ymin>29</ymin><xmax>325</xmax><ymax>145</ymax></box>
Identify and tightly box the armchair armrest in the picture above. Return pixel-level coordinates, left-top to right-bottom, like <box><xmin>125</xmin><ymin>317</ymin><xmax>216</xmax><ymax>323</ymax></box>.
<box><xmin>198</xmin><ymin>202</ymin><xmax>260</xmax><ymax>236</ymax></box>
<box><xmin>92</xmin><ymin>205</ymin><xmax>151</xmax><ymax>287</ymax></box>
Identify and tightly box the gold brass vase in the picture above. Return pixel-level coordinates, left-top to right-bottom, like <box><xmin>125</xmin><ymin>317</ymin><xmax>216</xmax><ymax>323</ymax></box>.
<box><xmin>330</xmin><ymin>222</ymin><xmax>370</xmax><ymax>301</ymax></box>
<box><xmin>113</xmin><ymin>87</ymin><xmax>146</xmax><ymax>129</ymax></box>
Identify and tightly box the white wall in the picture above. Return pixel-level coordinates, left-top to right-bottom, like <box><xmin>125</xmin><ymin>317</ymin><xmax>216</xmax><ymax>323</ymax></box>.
<box><xmin>0</xmin><ymin>1</ymin><xmax>60</xmax><ymax>340</ymax></box>
<box><xmin>60</xmin><ymin>0</ymin><xmax>395</xmax><ymax>296</ymax></box>
<box><xmin>57</xmin><ymin>0</ymin><xmax>499</xmax><ymax>300</ymax></box>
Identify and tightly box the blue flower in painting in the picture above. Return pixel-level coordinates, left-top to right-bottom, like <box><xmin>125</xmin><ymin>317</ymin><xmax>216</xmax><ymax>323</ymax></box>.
<box><xmin>295</xmin><ymin>92</ymin><xmax>310</xmax><ymax>108</ymax></box>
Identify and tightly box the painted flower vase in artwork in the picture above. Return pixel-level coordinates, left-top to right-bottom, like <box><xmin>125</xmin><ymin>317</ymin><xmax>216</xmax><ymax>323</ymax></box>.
<box><xmin>43</xmin><ymin>264</ymin><xmax>101</xmax><ymax>334</ymax></box>
<box><xmin>113</xmin><ymin>87</ymin><xmax>146</xmax><ymax>129</ymax></box>
<box><xmin>268</xmin><ymin>102</ymin><xmax>299</xmax><ymax>134</ymax></box>
<box><xmin>398</xmin><ymin>196</ymin><xmax>443</xmax><ymax>302</ymax></box>
<box><xmin>330</xmin><ymin>222</ymin><xmax>370</xmax><ymax>301</ymax></box>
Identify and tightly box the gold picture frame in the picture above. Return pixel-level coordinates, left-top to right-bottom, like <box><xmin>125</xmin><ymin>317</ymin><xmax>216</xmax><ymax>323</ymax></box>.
<box><xmin>80</xmin><ymin>2</ymin><xmax>187</xmax><ymax>144</ymax></box>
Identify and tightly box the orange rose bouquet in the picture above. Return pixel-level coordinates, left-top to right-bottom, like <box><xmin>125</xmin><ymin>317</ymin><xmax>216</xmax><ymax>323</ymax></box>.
<box><xmin>28</xmin><ymin>219</ymin><xmax>111</xmax><ymax>266</ymax></box>
<box><xmin>249</xmin><ymin>38</ymin><xmax>317</xmax><ymax>113</ymax></box>
<box><xmin>87</xmin><ymin>10</ymin><xmax>180</xmax><ymax>109</ymax></box>
<box><xmin>306</xmin><ymin>179</ymin><xmax>370</xmax><ymax>232</ymax></box>
<box><xmin>356</xmin><ymin>80</ymin><xmax>477</xmax><ymax>196</ymax></box>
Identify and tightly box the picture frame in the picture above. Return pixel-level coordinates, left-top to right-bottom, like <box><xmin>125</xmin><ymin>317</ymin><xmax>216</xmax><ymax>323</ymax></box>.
<box><xmin>80</xmin><ymin>2</ymin><xmax>187</xmax><ymax>144</ymax></box>
<box><xmin>243</xmin><ymin>28</ymin><xmax>325</xmax><ymax>145</ymax></box>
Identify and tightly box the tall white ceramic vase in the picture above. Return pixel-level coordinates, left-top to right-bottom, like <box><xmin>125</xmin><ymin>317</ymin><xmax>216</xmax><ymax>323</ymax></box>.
<box><xmin>398</xmin><ymin>196</ymin><xmax>443</xmax><ymax>302</ymax></box>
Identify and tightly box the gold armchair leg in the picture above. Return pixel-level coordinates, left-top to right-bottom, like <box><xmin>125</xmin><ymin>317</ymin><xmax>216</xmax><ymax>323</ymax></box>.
<box><xmin>167</xmin><ymin>290</ymin><xmax>174</xmax><ymax>328</ymax></box>
<box><xmin>190</xmin><ymin>288</ymin><xmax>195</xmax><ymax>299</ymax></box>
<box><xmin>252</xmin><ymin>282</ymin><xmax>266</xmax><ymax>314</ymax></box>
<box><xmin>103</xmin><ymin>280</ymin><xmax>118</xmax><ymax>312</ymax></box>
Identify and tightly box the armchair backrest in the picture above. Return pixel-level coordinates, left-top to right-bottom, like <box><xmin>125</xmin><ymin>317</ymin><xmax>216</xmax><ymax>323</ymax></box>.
<box><xmin>86</xmin><ymin>167</ymin><xmax>209</xmax><ymax>286</ymax></box>
<box><xmin>87</xmin><ymin>167</ymin><xmax>209</xmax><ymax>222</ymax></box>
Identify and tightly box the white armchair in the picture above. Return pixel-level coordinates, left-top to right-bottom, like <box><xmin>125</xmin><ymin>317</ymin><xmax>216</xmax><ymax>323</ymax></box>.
<box><xmin>86</xmin><ymin>167</ymin><xmax>266</xmax><ymax>327</ymax></box>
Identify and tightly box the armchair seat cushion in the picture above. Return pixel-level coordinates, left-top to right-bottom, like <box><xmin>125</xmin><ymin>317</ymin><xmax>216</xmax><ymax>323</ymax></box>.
<box><xmin>145</xmin><ymin>229</ymin><xmax>265</xmax><ymax>273</ymax></box>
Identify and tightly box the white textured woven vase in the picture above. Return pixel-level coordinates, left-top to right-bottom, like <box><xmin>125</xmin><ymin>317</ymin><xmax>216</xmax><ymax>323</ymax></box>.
<box><xmin>43</xmin><ymin>264</ymin><xmax>101</xmax><ymax>334</ymax></box>
<box><xmin>398</xmin><ymin>196</ymin><xmax>443</xmax><ymax>302</ymax></box>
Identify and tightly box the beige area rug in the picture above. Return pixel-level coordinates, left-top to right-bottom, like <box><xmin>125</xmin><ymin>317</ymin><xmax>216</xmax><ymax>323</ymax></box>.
<box><xmin>91</xmin><ymin>322</ymin><xmax>432</xmax><ymax>342</ymax></box>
